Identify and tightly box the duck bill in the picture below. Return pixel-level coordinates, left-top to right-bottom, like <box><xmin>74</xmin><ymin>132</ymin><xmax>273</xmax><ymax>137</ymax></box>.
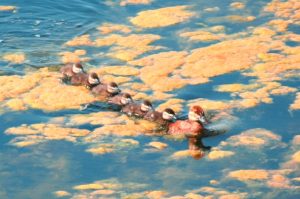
<box><xmin>199</xmin><ymin>115</ymin><xmax>208</xmax><ymax>124</ymax></box>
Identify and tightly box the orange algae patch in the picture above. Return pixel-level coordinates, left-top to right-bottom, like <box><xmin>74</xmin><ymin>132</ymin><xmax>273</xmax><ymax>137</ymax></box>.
<box><xmin>0</xmin><ymin>6</ymin><xmax>16</xmax><ymax>11</ymax></box>
<box><xmin>74</xmin><ymin>183</ymin><xmax>104</xmax><ymax>190</ymax></box>
<box><xmin>146</xmin><ymin>190</ymin><xmax>169</xmax><ymax>199</ymax></box>
<box><xmin>97</xmin><ymin>23</ymin><xmax>131</xmax><ymax>34</ymax></box>
<box><xmin>156</xmin><ymin>99</ymin><xmax>185</xmax><ymax>113</ymax></box>
<box><xmin>290</xmin><ymin>92</ymin><xmax>300</xmax><ymax>110</ymax></box>
<box><xmin>148</xmin><ymin>141</ymin><xmax>168</xmax><ymax>150</ymax></box>
<box><xmin>54</xmin><ymin>191</ymin><xmax>71</xmax><ymax>197</ymax></box>
<box><xmin>208</xmin><ymin>15</ymin><xmax>255</xmax><ymax>23</ymax></box>
<box><xmin>267</xmin><ymin>174</ymin><xmax>291</xmax><ymax>189</ymax></box>
<box><xmin>130</xmin><ymin>6</ymin><xmax>195</xmax><ymax>28</ymax></box>
<box><xmin>59</xmin><ymin>50</ymin><xmax>90</xmax><ymax>63</ymax></box>
<box><xmin>220</xmin><ymin>128</ymin><xmax>282</xmax><ymax>149</ymax></box>
<box><xmin>120</xmin><ymin>0</ymin><xmax>152</xmax><ymax>6</ymax></box>
<box><xmin>92</xmin><ymin>65</ymin><xmax>139</xmax><ymax>76</ymax></box>
<box><xmin>5</xmin><ymin>123</ymin><xmax>90</xmax><ymax>147</ymax></box>
<box><xmin>65</xmin><ymin>34</ymin><xmax>94</xmax><ymax>46</ymax></box>
<box><xmin>179</xmin><ymin>36</ymin><xmax>275</xmax><ymax>79</ymax></box>
<box><xmin>291</xmin><ymin>151</ymin><xmax>300</xmax><ymax>163</ymax></box>
<box><xmin>188</xmin><ymin>98</ymin><xmax>231</xmax><ymax>111</ymax></box>
<box><xmin>230</xmin><ymin>2</ymin><xmax>245</xmax><ymax>9</ymax></box>
<box><xmin>207</xmin><ymin>150</ymin><xmax>235</xmax><ymax>160</ymax></box>
<box><xmin>91</xmin><ymin>189</ymin><xmax>115</xmax><ymax>195</ymax></box>
<box><xmin>268</xmin><ymin>19</ymin><xmax>291</xmax><ymax>32</ymax></box>
<box><xmin>69</xmin><ymin>111</ymin><xmax>122</xmax><ymax>126</ymax></box>
<box><xmin>265</xmin><ymin>0</ymin><xmax>300</xmax><ymax>21</ymax></box>
<box><xmin>228</xmin><ymin>170</ymin><xmax>269</xmax><ymax>181</ymax></box>
<box><xmin>87</xmin><ymin>145</ymin><xmax>115</xmax><ymax>155</ymax></box>
<box><xmin>170</xmin><ymin>150</ymin><xmax>204</xmax><ymax>160</ymax></box>
<box><xmin>180</xmin><ymin>30</ymin><xmax>225</xmax><ymax>42</ymax></box>
<box><xmin>215</xmin><ymin>83</ymin><xmax>260</xmax><ymax>93</ymax></box>
<box><xmin>130</xmin><ymin>51</ymin><xmax>190</xmax><ymax>92</ymax></box>
<box><xmin>95</xmin><ymin>34</ymin><xmax>161</xmax><ymax>61</ymax></box>
<box><xmin>3</xmin><ymin>53</ymin><xmax>25</xmax><ymax>64</ymax></box>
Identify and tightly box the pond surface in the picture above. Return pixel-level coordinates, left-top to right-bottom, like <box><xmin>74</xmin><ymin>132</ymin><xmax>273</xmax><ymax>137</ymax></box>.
<box><xmin>0</xmin><ymin>0</ymin><xmax>300</xmax><ymax>198</ymax></box>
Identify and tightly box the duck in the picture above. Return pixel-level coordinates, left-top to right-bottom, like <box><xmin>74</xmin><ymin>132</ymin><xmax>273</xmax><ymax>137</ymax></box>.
<box><xmin>69</xmin><ymin>72</ymin><xmax>101</xmax><ymax>89</ymax></box>
<box><xmin>108</xmin><ymin>93</ymin><xmax>133</xmax><ymax>106</ymax></box>
<box><xmin>60</xmin><ymin>63</ymin><xmax>85</xmax><ymax>79</ymax></box>
<box><xmin>91</xmin><ymin>82</ymin><xmax>121</xmax><ymax>98</ymax></box>
<box><xmin>144</xmin><ymin>108</ymin><xmax>176</xmax><ymax>127</ymax></box>
<box><xmin>167</xmin><ymin>105</ymin><xmax>208</xmax><ymax>137</ymax></box>
<box><xmin>121</xmin><ymin>100</ymin><xmax>153</xmax><ymax>118</ymax></box>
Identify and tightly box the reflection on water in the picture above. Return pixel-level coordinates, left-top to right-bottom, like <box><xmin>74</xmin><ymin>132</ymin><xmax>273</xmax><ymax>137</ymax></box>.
<box><xmin>0</xmin><ymin>0</ymin><xmax>300</xmax><ymax>198</ymax></box>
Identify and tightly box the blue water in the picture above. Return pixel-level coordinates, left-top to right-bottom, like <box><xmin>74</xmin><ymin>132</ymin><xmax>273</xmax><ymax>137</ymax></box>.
<box><xmin>1</xmin><ymin>0</ymin><xmax>300</xmax><ymax>198</ymax></box>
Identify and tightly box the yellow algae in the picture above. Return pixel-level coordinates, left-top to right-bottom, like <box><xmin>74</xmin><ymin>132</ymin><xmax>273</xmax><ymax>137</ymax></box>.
<box><xmin>292</xmin><ymin>135</ymin><xmax>300</xmax><ymax>146</ymax></box>
<box><xmin>132</xmin><ymin>92</ymin><xmax>150</xmax><ymax>100</ymax></box>
<box><xmin>221</xmin><ymin>128</ymin><xmax>281</xmax><ymax>148</ymax></box>
<box><xmin>90</xmin><ymin>117</ymin><xmax>157</xmax><ymax>138</ymax></box>
<box><xmin>188</xmin><ymin>98</ymin><xmax>231</xmax><ymax>111</ymax></box>
<box><xmin>98</xmin><ymin>23</ymin><xmax>131</xmax><ymax>34</ymax></box>
<box><xmin>180</xmin><ymin>36</ymin><xmax>278</xmax><ymax>80</ymax></box>
<box><xmin>208</xmin><ymin>15</ymin><xmax>255</xmax><ymax>24</ymax></box>
<box><xmin>148</xmin><ymin>141</ymin><xmax>168</xmax><ymax>150</ymax></box>
<box><xmin>146</xmin><ymin>190</ymin><xmax>168</xmax><ymax>199</ymax></box>
<box><xmin>92</xmin><ymin>65</ymin><xmax>139</xmax><ymax>76</ymax></box>
<box><xmin>65</xmin><ymin>34</ymin><xmax>94</xmax><ymax>46</ymax></box>
<box><xmin>102</xmin><ymin>75</ymin><xmax>132</xmax><ymax>85</ymax></box>
<box><xmin>91</xmin><ymin>189</ymin><xmax>115</xmax><ymax>195</ymax></box>
<box><xmin>152</xmin><ymin>92</ymin><xmax>174</xmax><ymax>101</ymax></box>
<box><xmin>95</xmin><ymin>34</ymin><xmax>161</xmax><ymax>61</ymax></box>
<box><xmin>216</xmin><ymin>83</ymin><xmax>260</xmax><ymax>93</ymax></box>
<box><xmin>270</xmin><ymin>86</ymin><xmax>297</xmax><ymax>95</ymax></box>
<box><xmin>121</xmin><ymin>139</ymin><xmax>139</xmax><ymax>146</ymax></box>
<box><xmin>0</xmin><ymin>6</ymin><xmax>16</xmax><ymax>11</ymax></box>
<box><xmin>123</xmin><ymin>82</ymin><xmax>150</xmax><ymax>92</ymax></box>
<box><xmin>207</xmin><ymin>150</ymin><xmax>235</xmax><ymax>160</ymax></box>
<box><xmin>185</xmin><ymin>193</ymin><xmax>205</xmax><ymax>199</ymax></box>
<box><xmin>268</xmin><ymin>19</ymin><xmax>290</xmax><ymax>32</ymax></box>
<box><xmin>230</xmin><ymin>2</ymin><xmax>245</xmax><ymax>9</ymax></box>
<box><xmin>264</xmin><ymin>0</ymin><xmax>300</xmax><ymax>21</ymax></box>
<box><xmin>267</xmin><ymin>174</ymin><xmax>291</xmax><ymax>189</ymax></box>
<box><xmin>3</xmin><ymin>53</ymin><xmax>25</xmax><ymax>64</ymax></box>
<box><xmin>120</xmin><ymin>0</ymin><xmax>151</xmax><ymax>6</ymax></box>
<box><xmin>74</xmin><ymin>183</ymin><xmax>104</xmax><ymax>190</ymax></box>
<box><xmin>209</xmin><ymin>25</ymin><xmax>225</xmax><ymax>33</ymax></box>
<box><xmin>219</xmin><ymin>194</ymin><xmax>244</xmax><ymax>199</ymax></box>
<box><xmin>59</xmin><ymin>50</ymin><xmax>90</xmax><ymax>64</ymax></box>
<box><xmin>228</xmin><ymin>170</ymin><xmax>269</xmax><ymax>181</ymax></box>
<box><xmin>292</xmin><ymin>151</ymin><xmax>300</xmax><ymax>163</ymax></box>
<box><xmin>156</xmin><ymin>99</ymin><xmax>184</xmax><ymax>113</ymax></box>
<box><xmin>54</xmin><ymin>191</ymin><xmax>71</xmax><ymax>197</ymax></box>
<box><xmin>130</xmin><ymin>6</ymin><xmax>195</xmax><ymax>28</ymax></box>
<box><xmin>180</xmin><ymin>30</ymin><xmax>224</xmax><ymax>42</ymax></box>
<box><xmin>130</xmin><ymin>51</ymin><xmax>188</xmax><ymax>92</ymax></box>
<box><xmin>6</xmin><ymin>123</ymin><xmax>90</xmax><ymax>146</ymax></box>
<box><xmin>290</xmin><ymin>92</ymin><xmax>300</xmax><ymax>110</ymax></box>
<box><xmin>170</xmin><ymin>150</ymin><xmax>192</xmax><ymax>160</ymax></box>
<box><xmin>209</xmin><ymin>180</ymin><xmax>219</xmax><ymax>185</ymax></box>
<box><xmin>5</xmin><ymin>98</ymin><xmax>26</xmax><ymax>111</ymax></box>
<box><xmin>87</xmin><ymin>146</ymin><xmax>114</xmax><ymax>155</ymax></box>
<box><xmin>252</xmin><ymin>27</ymin><xmax>276</xmax><ymax>37</ymax></box>
<box><xmin>69</xmin><ymin>112</ymin><xmax>122</xmax><ymax>126</ymax></box>
<box><xmin>257</xmin><ymin>53</ymin><xmax>284</xmax><ymax>62</ymax></box>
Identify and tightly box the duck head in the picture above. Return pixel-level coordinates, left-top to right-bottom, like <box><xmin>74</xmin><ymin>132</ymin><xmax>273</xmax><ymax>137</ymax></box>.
<box><xmin>141</xmin><ymin>100</ymin><xmax>153</xmax><ymax>112</ymax></box>
<box><xmin>72</xmin><ymin>63</ymin><xmax>84</xmax><ymax>74</ymax></box>
<box><xmin>120</xmin><ymin>93</ymin><xmax>133</xmax><ymax>105</ymax></box>
<box><xmin>188</xmin><ymin>105</ymin><xmax>207</xmax><ymax>124</ymax></box>
<box><xmin>88</xmin><ymin>72</ymin><xmax>100</xmax><ymax>86</ymax></box>
<box><xmin>107</xmin><ymin>82</ymin><xmax>121</xmax><ymax>94</ymax></box>
<box><xmin>162</xmin><ymin>108</ymin><xmax>177</xmax><ymax>121</ymax></box>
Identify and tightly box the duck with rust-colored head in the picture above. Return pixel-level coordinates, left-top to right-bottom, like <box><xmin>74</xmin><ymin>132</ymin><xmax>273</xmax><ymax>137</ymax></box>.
<box><xmin>70</xmin><ymin>72</ymin><xmax>101</xmax><ymax>89</ymax></box>
<box><xmin>92</xmin><ymin>82</ymin><xmax>121</xmax><ymax>98</ymax></box>
<box><xmin>122</xmin><ymin>100</ymin><xmax>153</xmax><ymax>118</ymax></box>
<box><xmin>144</xmin><ymin>108</ymin><xmax>176</xmax><ymax>127</ymax></box>
<box><xmin>167</xmin><ymin>105</ymin><xmax>208</xmax><ymax>137</ymax></box>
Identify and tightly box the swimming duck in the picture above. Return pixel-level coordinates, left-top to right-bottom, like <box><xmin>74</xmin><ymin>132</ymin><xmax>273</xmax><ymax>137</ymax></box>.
<box><xmin>167</xmin><ymin>105</ymin><xmax>208</xmax><ymax>137</ymax></box>
<box><xmin>144</xmin><ymin>108</ymin><xmax>176</xmax><ymax>127</ymax></box>
<box><xmin>108</xmin><ymin>93</ymin><xmax>133</xmax><ymax>106</ymax></box>
<box><xmin>122</xmin><ymin>100</ymin><xmax>153</xmax><ymax>118</ymax></box>
<box><xmin>60</xmin><ymin>63</ymin><xmax>85</xmax><ymax>79</ymax></box>
<box><xmin>92</xmin><ymin>82</ymin><xmax>121</xmax><ymax>98</ymax></box>
<box><xmin>69</xmin><ymin>72</ymin><xmax>101</xmax><ymax>89</ymax></box>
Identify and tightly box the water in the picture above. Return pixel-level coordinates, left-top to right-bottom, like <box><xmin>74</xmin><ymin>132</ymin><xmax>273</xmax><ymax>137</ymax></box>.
<box><xmin>1</xmin><ymin>0</ymin><xmax>300</xmax><ymax>198</ymax></box>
